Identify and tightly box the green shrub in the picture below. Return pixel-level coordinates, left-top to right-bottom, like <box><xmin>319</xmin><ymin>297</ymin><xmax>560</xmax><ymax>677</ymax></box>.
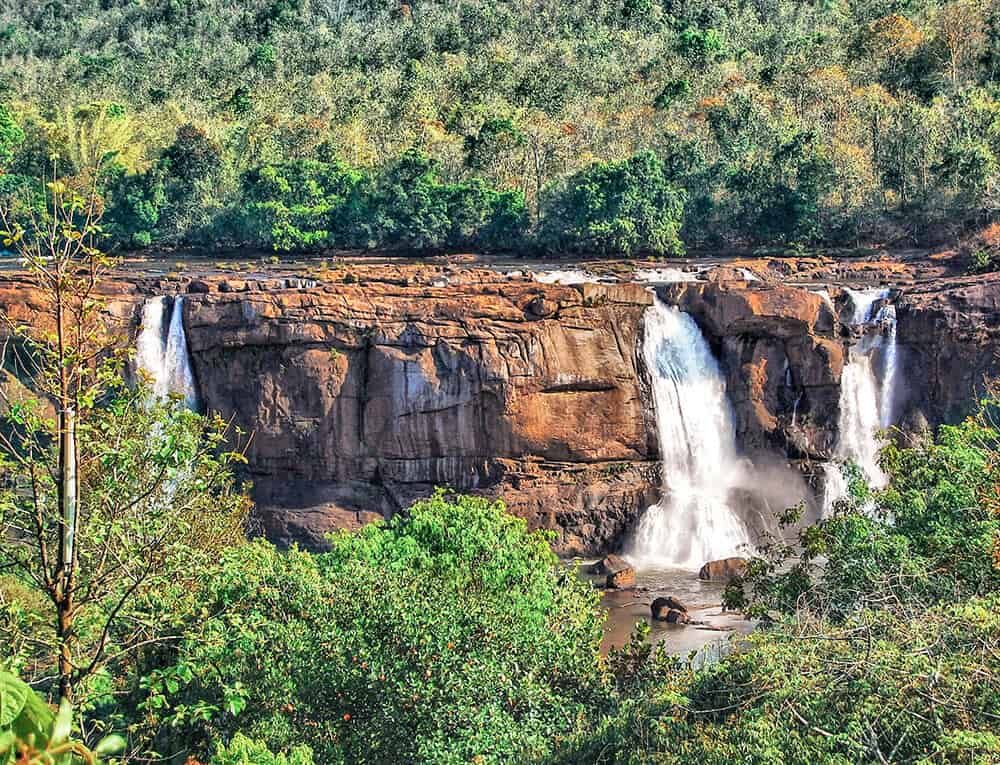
<box><xmin>238</xmin><ymin>159</ymin><xmax>367</xmax><ymax>251</ymax></box>
<box><xmin>371</xmin><ymin>149</ymin><xmax>527</xmax><ymax>252</ymax></box>
<box><xmin>554</xmin><ymin>598</ymin><xmax>1000</xmax><ymax>764</ymax></box>
<box><xmin>136</xmin><ymin>492</ymin><xmax>604</xmax><ymax>764</ymax></box>
<box><xmin>0</xmin><ymin>672</ymin><xmax>124</xmax><ymax>764</ymax></box>
<box><xmin>102</xmin><ymin>163</ymin><xmax>167</xmax><ymax>248</ymax></box>
<box><xmin>731</xmin><ymin>398</ymin><xmax>1000</xmax><ymax>621</ymax></box>
<box><xmin>210</xmin><ymin>734</ymin><xmax>314</xmax><ymax>765</ymax></box>
<box><xmin>0</xmin><ymin>105</ymin><xmax>23</xmax><ymax>170</ymax></box>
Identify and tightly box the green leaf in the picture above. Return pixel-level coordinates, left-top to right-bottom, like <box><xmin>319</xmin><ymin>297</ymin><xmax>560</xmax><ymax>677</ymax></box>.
<box><xmin>94</xmin><ymin>733</ymin><xmax>126</xmax><ymax>756</ymax></box>
<box><xmin>49</xmin><ymin>699</ymin><xmax>72</xmax><ymax>746</ymax></box>
<box><xmin>1</xmin><ymin>673</ymin><xmax>53</xmax><ymax>749</ymax></box>
<box><xmin>0</xmin><ymin>673</ymin><xmax>28</xmax><ymax>728</ymax></box>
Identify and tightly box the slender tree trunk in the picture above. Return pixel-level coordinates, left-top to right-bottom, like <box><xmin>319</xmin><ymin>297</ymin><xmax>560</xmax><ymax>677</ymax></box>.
<box><xmin>54</xmin><ymin>281</ymin><xmax>78</xmax><ymax>703</ymax></box>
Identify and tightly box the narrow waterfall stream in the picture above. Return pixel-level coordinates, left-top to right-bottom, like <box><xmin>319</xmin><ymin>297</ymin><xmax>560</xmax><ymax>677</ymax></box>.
<box><xmin>134</xmin><ymin>296</ymin><xmax>200</xmax><ymax>410</ymax></box>
<box><xmin>626</xmin><ymin>298</ymin><xmax>753</xmax><ymax>569</ymax></box>
<box><xmin>823</xmin><ymin>288</ymin><xmax>899</xmax><ymax>510</ymax></box>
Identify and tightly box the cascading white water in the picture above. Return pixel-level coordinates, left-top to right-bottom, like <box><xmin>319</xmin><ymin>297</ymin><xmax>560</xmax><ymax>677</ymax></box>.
<box><xmin>823</xmin><ymin>287</ymin><xmax>898</xmax><ymax>510</ymax></box>
<box><xmin>833</xmin><ymin>351</ymin><xmax>886</xmax><ymax>486</ymax></box>
<box><xmin>634</xmin><ymin>268</ymin><xmax>702</xmax><ymax>283</ymax></box>
<box><xmin>875</xmin><ymin>303</ymin><xmax>898</xmax><ymax>428</ymax></box>
<box><xmin>848</xmin><ymin>288</ymin><xmax>887</xmax><ymax>324</ymax></box>
<box><xmin>134</xmin><ymin>296</ymin><xmax>199</xmax><ymax>410</ymax></box>
<box><xmin>626</xmin><ymin>298</ymin><xmax>753</xmax><ymax>569</ymax></box>
<box><xmin>811</xmin><ymin>288</ymin><xmax>835</xmax><ymax>313</ymax></box>
<box><xmin>533</xmin><ymin>269</ymin><xmax>604</xmax><ymax>285</ymax></box>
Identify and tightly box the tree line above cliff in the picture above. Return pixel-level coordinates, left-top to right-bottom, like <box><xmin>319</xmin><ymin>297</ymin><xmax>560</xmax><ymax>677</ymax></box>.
<box><xmin>3</xmin><ymin>0</ymin><xmax>1000</xmax><ymax>255</ymax></box>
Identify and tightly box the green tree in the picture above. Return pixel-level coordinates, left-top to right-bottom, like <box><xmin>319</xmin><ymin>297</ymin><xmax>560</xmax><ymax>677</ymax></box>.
<box><xmin>371</xmin><ymin>149</ymin><xmax>527</xmax><ymax>252</ymax></box>
<box><xmin>0</xmin><ymin>181</ymin><xmax>249</xmax><ymax>703</ymax></box>
<box><xmin>239</xmin><ymin>158</ymin><xmax>367</xmax><ymax>250</ymax></box>
<box><xmin>540</xmin><ymin>151</ymin><xmax>686</xmax><ymax>256</ymax></box>
<box><xmin>102</xmin><ymin>164</ymin><xmax>167</xmax><ymax>248</ymax></box>
<box><xmin>0</xmin><ymin>105</ymin><xmax>23</xmax><ymax>171</ymax></box>
<box><xmin>1</xmin><ymin>671</ymin><xmax>124</xmax><ymax>764</ymax></box>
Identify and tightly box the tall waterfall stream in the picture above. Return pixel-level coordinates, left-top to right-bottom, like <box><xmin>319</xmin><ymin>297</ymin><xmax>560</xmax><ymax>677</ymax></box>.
<box><xmin>134</xmin><ymin>295</ymin><xmax>199</xmax><ymax>409</ymax></box>
<box><xmin>625</xmin><ymin>298</ymin><xmax>754</xmax><ymax>569</ymax></box>
<box><xmin>823</xmin><ymin>288</ymin><xmax>900</xmax><ymax>510</ymax></box>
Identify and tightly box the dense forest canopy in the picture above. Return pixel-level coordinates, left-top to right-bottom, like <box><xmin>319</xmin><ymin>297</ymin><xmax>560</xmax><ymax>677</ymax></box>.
<box><xmin>3</xmin><ymin>0</ymin><xmax>1000</xmax><ymax>253</ymax></box>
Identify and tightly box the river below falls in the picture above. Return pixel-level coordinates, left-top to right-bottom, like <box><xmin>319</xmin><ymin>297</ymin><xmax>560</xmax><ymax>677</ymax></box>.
<box><xmin>571</xmin><ymin>561</ymin><xmax>756</xmax><ymax>659</ymax></box>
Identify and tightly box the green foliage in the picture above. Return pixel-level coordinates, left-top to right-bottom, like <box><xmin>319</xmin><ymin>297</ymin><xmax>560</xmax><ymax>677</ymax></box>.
<box><xmin>7</xmin><ymin>0</ymin><xmax>1000</xmax><ymax>252</ymax></box>
<box><xmin>879</xmin><ymin>414</ymin><xmax>1000</xmax><ymax>594</ymax></box>
<box><xmin>0</xmin><ymin>672</ymin><xmax>124</xmax><ymax>764</ymax></box>
<box><xmin>541</xmin><ymin>152</ymin><xmax>686</xmax><ymax>256</ymax></box>
<box><xmin>554</xmin><ymin>597</ymin><xmax>1000</xmax><ymax>764</ymax></box>
<box><xmin>653</xmin><ymin>79</ymin><xmax>690</xmax><ymax>110</ymax></box>
<box><xmin>370</xmin><ymin>149</ymin><xmax>527</xmax><ymax>252</ymax></box>
<box><xmin>552</xmin><ymin>393</ymin><xmax>1000</xmax><ymax>764</ymax></box>
<box><xmin>676</xmin><ymin>26</ymin><xmax>724</xmax><ymax>63</ymax></box>
<box><xmin>102</xmin><ymin>164</ymin><xmax>166</xmax><ymax>248</ymax></box>
<box><xmin>238</xmin><ymin>159</ymin><xmax>366</xmax><ymax>251</ymax></box>
<box><xmin>209</xmin><ymin>734</ymin><xmax>314</xmax><ymax>765</ymax></box>
<box><xmin>0</xmin><ymin>105</ymin><xmax>23</xmax><ymax>170</ymax></box>
<box><xmin>0</xmin><ymin>383</ymin><xmax>251</xmax><ymax>699</ymax></box>
<box><xmin>229</xmin><ymin>152</ymin><xmax>526</xmax><ymax>253</ymax></box>
<box><xmin>134</xmin><ymin>492</ymin><xmax>603</xmax><ymax>764</ymax></box>
<box><xmin>737</xmin><ymin>401</ymin><xmax>1000</xmax><ymax>622</ymax></box>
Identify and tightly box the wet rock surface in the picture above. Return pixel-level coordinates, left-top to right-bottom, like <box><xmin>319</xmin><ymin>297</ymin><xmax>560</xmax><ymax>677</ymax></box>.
<box><xmin>699</xmin><ymin>557</ymin><xmax>750</xmax><ymax>581</ymax></box>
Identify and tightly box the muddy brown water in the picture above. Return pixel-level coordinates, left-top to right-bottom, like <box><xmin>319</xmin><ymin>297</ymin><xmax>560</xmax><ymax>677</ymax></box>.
<box><xmin>571</xmin><ymin>561</ymin><xmax>756</xmax><ymax>660</ymax></box>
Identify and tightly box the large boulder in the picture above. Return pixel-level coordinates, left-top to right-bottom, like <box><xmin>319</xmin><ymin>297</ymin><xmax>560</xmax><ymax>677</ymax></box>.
<box><xmin>650</xmin><ymin>596</ymin><xmax>689</xmax><ymax>622</ymax></box>
<box><xmin>607</xmin><ymin>567</ymin><xmax>636</xmax><ymax>589</ymax></box>
<box><xmin>591</xmin><ymin>554</ymin><xmax>636</xmax><ymax>589</ymax></box>
<box><xmin>589</xmin><ymin>553</ymin><xmax>629</xmax><ymax>575</ymax></box>
<box><xmin>698</xmin><ymin>557</ymin><xmax>748</xmax><ymax>581</ymax></box>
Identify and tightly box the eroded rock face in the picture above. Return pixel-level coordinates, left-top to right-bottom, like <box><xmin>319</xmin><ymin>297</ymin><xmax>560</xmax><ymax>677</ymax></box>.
<box><xmin>659</xmin><ymin>282</ymin><xmax>844</xmax><ymax>459</ymax></box>
<box><xmin>896</xmin><ymin>273</ymin><xmax>1000</xmax><ymax>424</ymax></box>
<box><xmin>180</xmin><ymin>276</ymin><xmax>659</xmax><ymax>553</ymax></box>
<box><xmin>656</xmin><ymin>275</ymin><xmax>1000</xmax><ymax>467</ymax></box>
<box><xmin>1</xmin><ymin>260</ymin><xmax>997</xmax><ymax>556</ymax></box>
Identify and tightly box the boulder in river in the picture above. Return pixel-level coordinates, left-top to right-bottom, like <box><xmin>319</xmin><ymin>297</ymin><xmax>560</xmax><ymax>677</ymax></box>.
<box><xmin>663</xmin><ymin>608</ymin><xmax>689</xmax><ymax>624</ymax></box>
<box><xmin>606</xmin><ymin>567</ymin><xmax>636</xmax><ymax>589</ymax></box>
<box><xmin>591</xmin><ymin>554</ymin><xmax>636</xmax><ymax>589</ymax></box>
<box><xmin>590</xmin><ymin>554</ymin><xmax>629</xmax><ymax>574</ymax></box>
<box><xmin>650</xmin><ymin>596</ymin><xmax>688</xmax><ymax>621</ymax></box>
<box><xmin>698</xmin><ymin>557</ymin><xmax>748</xmax><ymax>581</ymax></box>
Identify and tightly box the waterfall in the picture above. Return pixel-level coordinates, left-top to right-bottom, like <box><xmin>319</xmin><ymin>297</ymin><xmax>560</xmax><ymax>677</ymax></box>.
<box><xmin>875</xmin><ymin>303</ymin><xmax>899</xmax><ymax>428</ymax></box>
<box><xmin>135</xmin><ymin>296</ymin><xmax>199</xmax><ymax>410</ymax></box>
<box><xmin>811</xmin><ymin>289</ymin><xmax>835</xmax><ymax>313</ymax></box>
<box><xmin>847</xmin><ymin>287</ymin><xmax>888</xmax><ymax>324</ymax></box>
<box><xmin>626</xmin><ymin>298</ymin><xmax>752</xmax><ymax>569</ymax></box>
<box><xmin>833</xmin><ymin>350</ymin><xmax>885</xmax><ymax>486</ymax></box>
<box><xmin>823</xmin><ymin>288</ymin><xmax>898</xmax><ymax>510</ymax></box>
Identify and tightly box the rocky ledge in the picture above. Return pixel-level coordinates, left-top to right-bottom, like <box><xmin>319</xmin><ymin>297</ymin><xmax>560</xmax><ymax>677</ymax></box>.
<box><xmin>0</xmin><ymin>259</ymin><xmax>997</xmax><ymax>555</ymax></box>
